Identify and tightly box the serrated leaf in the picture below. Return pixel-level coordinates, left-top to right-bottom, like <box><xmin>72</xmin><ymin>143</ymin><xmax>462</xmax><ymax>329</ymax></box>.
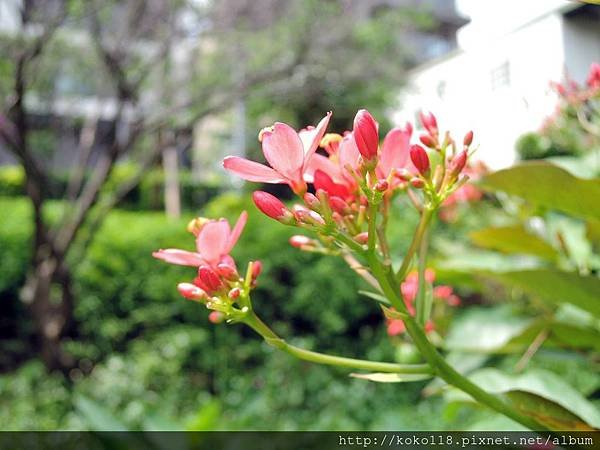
<box><xmin>470</xmin><ymin>225</ymin><xmax>558</xmax><ymax>261</ymax></box>
<box><xmin>481</xmin><ymin>162</ymin><xmax>600</xmax><ymax>220</ymax></box>
<box><xmin>350</xmin><ymin>372</ymin><xmax>432</xmax><ymax>383</ymax></box>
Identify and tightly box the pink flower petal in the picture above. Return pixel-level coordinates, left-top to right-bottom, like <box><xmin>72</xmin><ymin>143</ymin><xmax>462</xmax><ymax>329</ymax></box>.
<box><xmin>304</xmin><ymin>153</ymin><xmax>342</xmax><ymax>183</ymax></box>
<box><xmin>152</xmin><ymin>249</ymin><xmax>205</xmax><ymax>266</ymax></box>
<box><xmin>223</xmin><ymin>156</ymin><xmax>286</xmax><ymax>183</ymax></box>
<box><xmin>338</xmin><ymin>133</ymin><xmax>361</xmax><ymax>173</ymax></box>
<box><xmin>196</xmin><ymin>220</ymin><xmax>230</xmax><ymax>266</ymax></box>
<box><xmin>302</xmin><ymin>112</ymin><xmax>332</xmax><ymax>165</ymax></box>
<box><xmin>377</xmin><ymin>127</ymin><xmax>411</xmax><ymax>178</ymax></box>
<box><xmin>261</xmin><ymin>122</ymin><xmax>304</xmax><ymax>182</ymax></box>
<box><xmin>226</xmin><ymin>211</ymin><xmax>248</xmax><ymax>253</ymax></box>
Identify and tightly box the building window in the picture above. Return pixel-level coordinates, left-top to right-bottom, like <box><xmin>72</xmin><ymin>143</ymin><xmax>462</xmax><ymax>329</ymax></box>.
<box><xmin>491</xmin><ymin>61</ymin><xmax>510</xmax><ymax>91</ymax></box>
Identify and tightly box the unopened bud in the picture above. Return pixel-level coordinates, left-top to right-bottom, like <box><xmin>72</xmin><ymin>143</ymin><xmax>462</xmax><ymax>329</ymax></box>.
<box><xmin>216</xmin><ymin>263</ymin><xmax>239</xmax><ymax>280</ymax></box>
<box><xmin>303</xmin><ymin>192</ymin><xmax>321</xmax><ymax>210</ymax></box>
<box><xmin>393</xmin><ymin>168</ymin><xmax>412</xmax><ymax>181</ymax></box>
<box><xmin>294</xmin><ymin>207</ymin><xmax>326</xmax><ymax>226</ymax></box>
<box><xmin>228</xmin><ymin>287</ymin><xmax>241</xmax><ymax>299</ymax></box>
<box><xmin>253</xmin><ymin>191</ymin><xmax>295</xmax><ymax>224</ymax></box>
<box><xmin>410</xmin><ymin>178</ymin><xmax>425</xmax><ymax>189</ymax></box>
<box><xmin>208</xmin><ymin>311</ymin><xmax>225</xmax><ymax>324</ymax></box>
<box><xmin>354</xmin><ymin>232</ymin><xmax>369</xmax><ymax>244</ymax></box>
<box><xmin>251</xmin><ymin>260</ymin><xmax>262</xmax><ymax>280</ymax></box>
<box><xmin>329</xmin><ymin>196</ymin><xmax>351</xmax><ymax>214</ymax></box>
<box><xmin>289</xmin><ymin>235</ymin><xmax>313</xmax><ymax>248</ymax></box>
<box><xmin>353</xmin><ymin>109</ymin><xmax>379</xmax><ymax>161</ymax></box>
<box><xmin>419</xmin><ymin>134</ymin><xmax>437</xmax><ymax>148</ymax></box>
<box><xmin>419</xmin><ymin>111</ymin><xmax>438</xmax><ymax>135</ymax></box>
<box><xmin>449</xmin><ymin>150</ymin><xmax>468</xmax><ymax>178</ymax></box>
<box><xmin>177</xmin><ymin>283</ymin><xmax>207</xmax><ymax>301</ymax></box>
<box><xmin>374</xmin><ymin>180</ymin><xmax>389</xmax><ymax>192</ymax></box>
<box><xmin>463</xmin><ymin>130</ymin><xmax>474</xmax><ymax>147</ymax></box>
<box><xmin>410</xmin><ymin>144</ymin><xmax>430</xmax><ymax>176</ymax></box>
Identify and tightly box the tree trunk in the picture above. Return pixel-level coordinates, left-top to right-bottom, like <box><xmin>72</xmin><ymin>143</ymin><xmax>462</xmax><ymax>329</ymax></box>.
<box><xmin>22</xmin><ymin>252</ymin><xmax>75</xmax><ymax>373</ymax></box>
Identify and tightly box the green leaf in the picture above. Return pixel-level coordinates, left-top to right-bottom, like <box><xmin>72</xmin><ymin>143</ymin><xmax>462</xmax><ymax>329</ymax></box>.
<box><xmin>185</xmin><ymin>400</ymin><xmax>221</xmax><ymax>431</ymax></box>
<box><xmin>470</xmin><ymin>225</ymin><xmax>558</xmax><ymax>261</ymax></box>
<box><xmin>449</xmin><ymin>369</ymin><xmax>600</xmax><ymax>430</ymax></box>
<box><xmin>444</xmin><ymin>306</ymin><xmax>532</xmax><ymax>353</ymax></box>
<box><xmin>486</xmin><ymin>270</ymin><xmax>600</xmax><ymax>318</ymax></box>
<box><xmin>481</xmin><ymin>162</ymin><xmax>600</xmax><ymax>220</ymax></box>
<box><xmin>550</xmin><ymin>323</ymin><xmax>600</xmax><ymax>352</ymax></box>
<box><xmin>349</xmin><ymin>372</ymin><xmax>432</xmax><ymax>383</ymax></box>
<box><xmin>436</xmin><ymin>247</ymin><xmax>541</xmax><ymax>273</ymax></box>
<box><xmin>74</xmin><ymin>395</ymin><xmax>129</xmax><ymax>431</ymax></box>
<box><xmin>358</xmin><ymin>290</ymin><xmax>391</xmax><ymax>305</ymax></box>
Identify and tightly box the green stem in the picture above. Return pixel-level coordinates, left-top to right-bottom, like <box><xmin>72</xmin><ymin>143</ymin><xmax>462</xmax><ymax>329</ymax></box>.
<box><xmin>369</xmin><ymin>255</ymin><xmax>550</xmax><ymax>431</ymax></box>
<box><xmin>367</xmin><ymin>201</ymin><xmax>378</xmax><ymax>255</ymax></box>
<box><xmin>244</xmin><ymin>312</ymin><xmax>432</xmax><ymax>375</ymax></box>
<box><xmin>395</xmin><ymin>207</ymin><xmax>433</xmax><ymax>282</ymax></box>
<box><xmin>415</xmin><ymin>229</ymin><xmax>429</xmax><ymax>326</ymax></box>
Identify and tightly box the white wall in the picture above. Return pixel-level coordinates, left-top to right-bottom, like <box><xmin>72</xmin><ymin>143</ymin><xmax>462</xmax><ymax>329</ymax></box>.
<box><xmin>393</xmin><ymin>1</ymin><xmax>590</xmax><ymax>169</ymax></box>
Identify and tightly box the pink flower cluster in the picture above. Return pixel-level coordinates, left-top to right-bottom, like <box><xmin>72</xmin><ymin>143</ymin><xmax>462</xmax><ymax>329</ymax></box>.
<box><xmin>386</xmin><ymin>269</ymin><xmax>461</xmax><ymax>336</ymax></box>
<box><xmin>550</xmin><ymin>62</ymin><xmax>600</xmax><ymax>104</ymax></box>
<box><xmin>224</xmin><ymin>109</ymin><xmax>473</xmax><ymax>242</ymax></box>
<box><xmin>153</xmin><ymin>212</ymin><xmax>260</xmax><ymax>323</ymax></box>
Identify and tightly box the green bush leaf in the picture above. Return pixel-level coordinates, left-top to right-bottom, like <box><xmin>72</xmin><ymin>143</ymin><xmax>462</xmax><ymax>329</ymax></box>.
<box><xmin>74</xmin><ymin>395</ymin><xmax>129</xmax><ymax>431</ymax></box>
<box><xmin>486</xmin><ymin>270</ymin><xmax>600</xmax><ymax>318</ymax></box>
<box><xmin>470</xmin><ymin>225</ymin><xmax>558</xmax><ymax>261</ymax></box>
<box><xmin>450</xmin><ymin>369</ymin><xmax>600</xmax><ymax>430</ymax></box>
<box><xmin>481</xmin><ymin>162</ymin><xmax>600</xmax><ymax>220</ymax></box>
<box><xmin>444</xmin><ymin>306</ymin><xmax>532</xmax><ymax>353</ymax></box>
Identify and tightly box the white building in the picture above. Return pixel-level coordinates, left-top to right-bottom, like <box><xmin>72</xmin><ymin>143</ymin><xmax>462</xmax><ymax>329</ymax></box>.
<box><xmin>394</xmin><ymin>0</ymin><xmax>600</xmax><ymax>169</ymax></box>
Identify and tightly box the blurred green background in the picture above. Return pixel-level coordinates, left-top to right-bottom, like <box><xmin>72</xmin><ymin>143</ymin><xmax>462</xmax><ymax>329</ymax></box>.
<box><xmin>1</xmin><ymin>0</ymin><xmax>599</xmax><ymax>432</ymax></box>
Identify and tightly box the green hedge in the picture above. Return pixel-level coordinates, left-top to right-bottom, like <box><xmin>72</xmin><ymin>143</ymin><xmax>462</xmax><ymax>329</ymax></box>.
<box><xmin>0</xmin><ymin>194</ymin><xmax>447</xmax><ymax>430</ymax></box>
<box><xmin>0</xmin><ymin>165</ymin><xmax>221</xmax><ymax>211</ymax></box>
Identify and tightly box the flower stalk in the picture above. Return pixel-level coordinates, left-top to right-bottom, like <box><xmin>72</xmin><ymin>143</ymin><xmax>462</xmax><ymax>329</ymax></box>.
<box><xmin>243</xmin><ymin>310</ymin><xmax>433</xmax><ymax>375</ymax></box>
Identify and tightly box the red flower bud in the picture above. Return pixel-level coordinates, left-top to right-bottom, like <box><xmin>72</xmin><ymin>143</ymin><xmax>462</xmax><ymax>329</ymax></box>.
<box><xmin>329</xmin><ymin>196</ymin><xmax>351</xmax><ymax>214</ymax></box>
<box><xmin>289</xmin><ymin>235</ymin><xmax>312</xmax><ymax>248</ymax></box>
<box><xmin>208</xmin><ymin>311</ymin><xmax>225</xmax><ymax>324</ymax></box>
<box><xmin>419</xmin><ymin>111</ymin><xmax>438</xmax><ymax>135</ymax></box>
<box><xmin>393</xmin><ymin>168</ymin><xmax>412</xmax><ymax>181</ymax></box>
<box><xmin>216</xmin><ymin>263</ymin><xmax>238</xmax><ymax>280</ymax></box>
<box><xmin>410</xmin><ymin>178</ymin><xmax>425</xmax><ymax>189</ymax></box>
<box><xmin>303</xmin><ymin>192</ymin><xmax>321</xmax><ymax>210</ymax></box>
<box><xmin>228</xmin><ymin>287</ymin><xmax>241</xmax><ymax>299</ymax></box>
<box><xmin>251</xmin><ymin>260</ymin><xmax>262</xmax><ymax>280</ymax></box>
<box><xmin>353</xmin><ymin>109</ymin><xmax>379</xmax><ymax>161</ymax></box>
<box><xmin>354</xmin><ymin>232</ymin><xmax>369</xmax><ymax>244</ymax></box>
<box><xmin>198</xmin><ymin>266</ymin><xmax>223</xmax><ymax>293</ymax></box>
<box><xmin>419</xmin><ymin>134</ymin><xmax>437</xmax><ymax>148</ymax></box>
<box><xmin>177</xmin><ymin>283</ymin><xmax>207</xmax><ymax>301</ymax></box>
<box><xmin>449</xmin><ymin>150</ymin><xmax>468</xmax><ymax>178</ymax></box>
<box><xmin>374</xmin><ymin>180</ymin><xmax>389</xmax><ymax>192</ymax></box>
<box><xmin>409</xmin><ymin>144</ymin><xmax>430</xmax><ymax>176</ymax></box>
<box><xmin>463</xmin><ymin>130</ymin><xmax>474</xmax><ymax>147</ymax></box>
<box><xmin>253</xmin><ymin>191</ymin><xmax>294</xmax><ymax>224</ymax></box>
